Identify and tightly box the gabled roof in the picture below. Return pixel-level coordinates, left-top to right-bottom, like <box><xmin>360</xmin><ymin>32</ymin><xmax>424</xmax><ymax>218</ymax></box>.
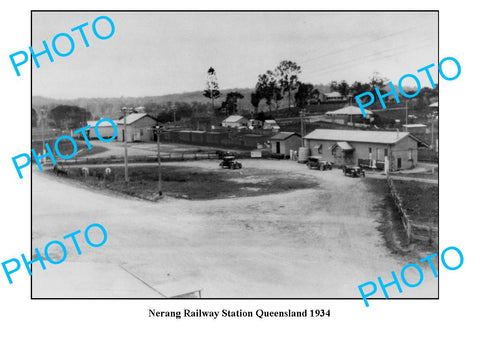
<box><xmin>333</xmin><ymin>141</ymin><xmax>354</xmax><ymax>151</ymax></box>
<box><xmin>117</xmin><ymin>113</ymin><xmax>156</xmax><ymax>125</ymax></box>
<box><xmin>325</xmin><ymin>91</ymin><xmax>343</xmax><ymax>97</ymax></box>
<box><xmin>326</xmin><ymin>105</ymin><xmax>372</xmax><ymax>116</ymax></box>
<box><xmin>304</xmin><ymin>129</ymin><xmax>412</xmax><ymax>145</ymax></box>
<box><xmin>271</xmin><ymin>132</ymin><xmax>301</xmax><ymax>141</ymax></box>
<box><xmin>223</xmin><ymin>115</ymin><xmax>246</xmax><ymax>123</ymax></box>
<box><xmin>403</xmin><ymin>124</ymin><xmax>427</xmax><ymax>128</ymax></box>
<box><xmin>87</xmin><ymin>119</ymin><xmax>119</xmax><ymax>127</ymax></box>
<box><xmin>264</xmin><ymin>119</ymin><xmax>279</xmax><ymax>124</ymax></box>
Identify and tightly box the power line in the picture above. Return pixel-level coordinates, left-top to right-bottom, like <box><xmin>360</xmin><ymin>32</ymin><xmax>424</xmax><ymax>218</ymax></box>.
<box><xmin>304</xmin><ymin>38</ymin><xmax>435</xmax><ymax>81</ymax></box>
<box><xmin>295</xmin><ymin>24</ymin><xmax>429</xmax><ymax>65</ymax></box>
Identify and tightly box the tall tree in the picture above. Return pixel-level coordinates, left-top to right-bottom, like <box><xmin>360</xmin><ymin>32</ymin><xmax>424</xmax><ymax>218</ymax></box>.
<box><xmin>275</xmin><ymin>60</ymin><xmax>301</xmax><ymax>111</ymax></box>
<box><xmin>266</xmin><ymin>70</ymin><xmax>283</xmax><ymax>113</ymax></box>
<box><xmin>203</xmin><ymin>67</ymin><xmax>221</xmax><ymax>114</ymax></box>
<box><xmin>295</xmin><ymin>82</ymin><xmax>316</xmax><ymax>108</ymax></box>
<box><xmin>250</xmin><ymin>91</ymin><xmax>261</xmax><ymax>114</ymax></box>
<box><xmin>255</xmin><ymin>73</ymin><xmax>274</xmax><ymax>112</ymax></box>
<box><xmin>220</xmin><ymin>92</ymin><xmax>245</xmax><ymax>116</ymax></box>
<box><xmin>369</xmin><ymin>71</ymin><xmax>388</xmax><ymax>89</ymax></box>
<box><xmin>350</xmin><ymin>81</ymin><xmax>372</xmax><ymax>98</ymax></box>
<box><xmin>48</xmin><ymin>105</ymin><xmax>92</xmax><ymax>129</ymax></box>
<box><xmin>330</xmin><ymin>80</ymin><xmax>350</xmax><ymax>97</ymax></box>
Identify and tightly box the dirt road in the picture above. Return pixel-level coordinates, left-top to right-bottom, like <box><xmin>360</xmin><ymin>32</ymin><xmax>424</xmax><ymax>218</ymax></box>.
<box><xmin>32</xmin><ymin>159</ymin><xmax>438</xmax><ymax>298</ymax></box>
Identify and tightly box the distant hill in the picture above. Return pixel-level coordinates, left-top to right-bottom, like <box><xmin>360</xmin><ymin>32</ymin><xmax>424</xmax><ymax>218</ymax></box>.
<box><xmin>33</xmin><ymin>84</ymin><xmax>332</xmax><ymax>119</ymax></box>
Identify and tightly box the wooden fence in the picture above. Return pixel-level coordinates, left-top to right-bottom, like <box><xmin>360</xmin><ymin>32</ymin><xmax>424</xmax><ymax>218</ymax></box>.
<box><xmin>386</xmin><ymin>175</ymin><xmax>438</xmax><ymax>248</ymax></box>
<box><xmin>53</xmin><ymin>152</ymin><xmax>220</xmax><ymax>166</ymax></box>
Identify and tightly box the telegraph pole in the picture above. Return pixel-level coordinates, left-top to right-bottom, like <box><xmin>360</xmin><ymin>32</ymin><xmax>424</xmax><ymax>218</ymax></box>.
<box><xmin>156</xmin><ymin>125</ymin><xmax>162</xmax><ymax>197</ymax></box>
<box><xmin>405</xmin><ymin>100</ymin><xmax>408</xmax><ymax>126</ymax></box>
<box><xmin>431</xmin><ymin>117</ymin><xmax>435</xmax><ymax>150</ymax></box>
<box><xmin>122</xmin><ymin>107</ymin><xmax>129</xmax><ymax>182</ymax></box>
<box><xmin>300</xmin><ymin>109</ymin><xmax>305</xmax><ymax>147</ymax></box>
<box><xmin>40</xmin><ymin>109</ymin><xmax>47</xmax><ymax>164</ymax></box>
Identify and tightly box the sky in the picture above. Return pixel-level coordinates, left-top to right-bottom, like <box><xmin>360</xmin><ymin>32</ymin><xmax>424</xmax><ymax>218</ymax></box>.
<box><xmin>32</xmin><ymin>11</ymin><xmax>438</xmax><ymax>99</ymax></box>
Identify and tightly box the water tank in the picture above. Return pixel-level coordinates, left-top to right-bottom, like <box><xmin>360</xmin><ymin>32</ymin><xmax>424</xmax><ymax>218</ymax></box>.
<box><xmin>298</xmin><ymin>147</ymin><xmax>310</xmax><ymax>163</ymax></box>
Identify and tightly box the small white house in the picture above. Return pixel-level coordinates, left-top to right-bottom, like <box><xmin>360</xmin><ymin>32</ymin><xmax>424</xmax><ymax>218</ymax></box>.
<box><xmin>263</xmin><ymin>119</ymin><xmax>280</xmax><ymax>131</ymax></box>
<box><xmin>222</xmin><ymin>115</ymin><xmax>248</xmax><ymax>128</ymax></box>
<box><xmin>87</xmin><ymin>119</ymin><xmax>118</xmax><ymax>140</ymax></box>
<box><xmin>324</xmin><ymin>91</ymin><xmax>346</xmax><ymax>102</ymax></box>
<box><xmin>325</xmin><ymin>105</ymin><xmax>372</xmax><ymax>119</ymax></box>
<box><xmin>117</xmin><ymin>113</ymin><xmax>158</xmax><ymax>142</ymax></box>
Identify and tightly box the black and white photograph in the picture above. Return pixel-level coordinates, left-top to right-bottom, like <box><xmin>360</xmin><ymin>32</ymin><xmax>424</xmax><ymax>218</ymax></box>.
<box><xmin>30</xmin><ymin>11</ymin><xmax>440</xmax><ymax>299</ymax></box>
<box><xmin>3</xmin><ymin>0</ymin><xmax>480</xmax><ymax>338</ymax></box>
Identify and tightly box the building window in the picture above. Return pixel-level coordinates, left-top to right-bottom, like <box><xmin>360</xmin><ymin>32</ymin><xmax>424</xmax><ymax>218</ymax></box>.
<box><xmin>368</xmin><ymin>147</ymin><xmax>372</xmax><ymax>154</ymax></box>
<box><xmin>140</xmin><ymin>129</ymin><xmax>144</xmax><ymax>137</ymax></box>
<box><xmin>384</xmin><ymin>148</ymin><xmax>388</xmax><ymax>157</ymax></box>
<box><xmin>409</xmin><ymin>149</ymin><xmax>413</xmax><ymax>160</ymax></box>
<box><xmin>317</xmin><ymin>144</ymin><xmax>323</xmax><ymax>154</ymax></box>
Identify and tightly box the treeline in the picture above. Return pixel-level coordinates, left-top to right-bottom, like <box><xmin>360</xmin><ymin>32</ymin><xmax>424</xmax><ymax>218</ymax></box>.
<box><xmin>328</xmin><ymin>73</ymin><xmax>439</xmax><ymax>111</ymax></box>
<box><xmin>32</xmin><ymin>105</ymin><xmax>92</xmax><ymax>129</ymax></box>
<box><xmin>33</xmin><ymin>60</ymin><xmax>439</xmax><ymax>130</ymax></box>
<box><xmin>32</xmin><ymin>102</ymin><xmax>218</xmax><ymax>130</ymax></box>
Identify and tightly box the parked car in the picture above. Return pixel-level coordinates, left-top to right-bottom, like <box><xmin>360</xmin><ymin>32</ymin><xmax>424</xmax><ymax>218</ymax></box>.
<box><xmin>219</xmin><ymin>156</ymin><xmax>242</xmax><ymax>169</ymax></box>
<box><xmin>343</xmin><ymin>165</ymin><xmax>365</xmax><ymax>178</ymax></box>
<box><xmin>306</xmin><ymin>156</ymin><xmax>333</xmax><ymax>170</ymax></box>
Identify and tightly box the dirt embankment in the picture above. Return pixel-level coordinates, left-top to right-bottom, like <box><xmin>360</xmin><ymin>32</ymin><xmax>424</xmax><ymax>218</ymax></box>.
<box><xmin>365</xmin><ymin>178</ymin><xmax>439</xmax><ymax>260</ymax></box>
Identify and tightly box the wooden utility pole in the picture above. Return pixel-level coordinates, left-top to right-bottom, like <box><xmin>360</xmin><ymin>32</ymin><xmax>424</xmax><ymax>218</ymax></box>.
<box><xmin>405</xmin><ymin>100</ymin><xmax>408</xmax><ymax>126</ymax></box>
<box><xmin>40</xmin><ymin>109</ymin><xmax>47</xmax><ymax>162</ymax></box>
<box><xmin>300</xmin><ymin>109</ymin><xmax>305</xmax><ymax>147</ymax></box>
<box><xmin>122</xmin><ymin>107</ymin><xmax>129</xmax><ymax>182</ymax></box>
<box><xmin>431</xmin><ymin>117</ymin><xmax>435</xmax><ymax>151</ymax></box>
<box><xmin>156</xmin><ymin>125</ymin><xmax>162</xmax><ymax>197</ymax></box>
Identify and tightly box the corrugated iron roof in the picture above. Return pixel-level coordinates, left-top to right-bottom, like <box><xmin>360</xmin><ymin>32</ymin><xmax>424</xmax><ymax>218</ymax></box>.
<box><xmin>304</xmin><ymin>129</ymin><xmax>411</xmax><ymax>144</ymax></box>
<box><xmin>335</xmin><ymin>141</ymin><xmax>354</xmax><ymax>150</ymax></box>
<box><xmin>116</xmin><ymin>113</ymin><xmax>156</xmax><ymax>125</ymax></box>
<box><xmin>270</xmin><ymin>132</ymin><xmax>300</xmax><ymax>140</ymax></box>
<box><xmin>87</xmin><ymin>120</ymin><xmax>119</xmax><ymax>127</ymax></box>
<box><xmin>325</xmin><ymin>105</ymin><xmax>372</xmax><ymax>116</ymax></box>
<box><xmin>403</xmin><ymin>124</ymin><xmax>427</xmax><ymax>128</ymax></box>
<box><xmin>223</xmin><ymin>115</ymin><xmax>246</xmax><ymax>123</ymax></box>
<box><xmin>325</xmin><ymin>91</ymin><xmax>342</xmax><ymax>97</ymax></box>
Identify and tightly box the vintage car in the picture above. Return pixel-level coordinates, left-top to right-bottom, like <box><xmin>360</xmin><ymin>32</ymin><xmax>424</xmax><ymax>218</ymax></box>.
<box><xmin>306</xmin><ymin>156</ymin><xmax>333</xmax><ymax>170</ymax></box>
<box><xmin>219</xmin><ymin>156</ymin><xmax>242</xmax><ymax>169</ymax></box>
<box><xmin>343</xmin><ymin>165</ymin><xmax>365</xmax><ymax>178</ymax></box>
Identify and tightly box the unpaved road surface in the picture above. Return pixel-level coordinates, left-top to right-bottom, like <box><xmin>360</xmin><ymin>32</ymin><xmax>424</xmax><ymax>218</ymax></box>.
<box><xmin>32</xmin><ymin>159</ymin><xmax>438</xmax><ymax>298</ymax></box>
